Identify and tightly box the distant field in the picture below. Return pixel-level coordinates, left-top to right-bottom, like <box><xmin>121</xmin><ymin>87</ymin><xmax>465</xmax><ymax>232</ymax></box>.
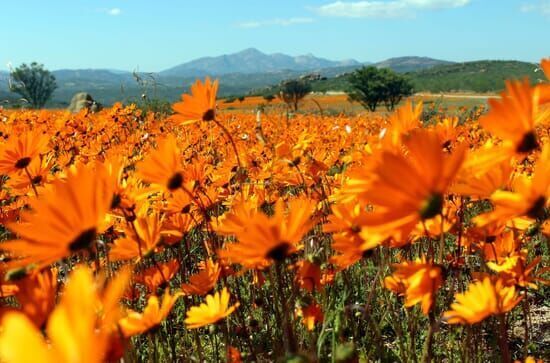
<box><xmin>219</xmin><ymin>92</ymin><xmax>493</xmax><ymax>115</ymax></box>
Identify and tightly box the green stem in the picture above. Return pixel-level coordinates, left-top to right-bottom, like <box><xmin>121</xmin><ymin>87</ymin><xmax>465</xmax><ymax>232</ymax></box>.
<box><xmin>421</xmin><ymin>310</ymin><xmax>436</xmax><ymax>363</ymax></box>
<box><xmin>273</xmin><ymin>262</ymin><xmax>297</xmax><ymax>353</ymax></box>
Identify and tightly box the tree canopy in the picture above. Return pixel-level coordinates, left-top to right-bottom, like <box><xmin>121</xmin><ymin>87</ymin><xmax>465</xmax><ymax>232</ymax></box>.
<box><xmin>279</xmin><ymin>79</ymin><xmax>311</xmax><ymax>111</ymax></box>
<box><xmin>348</xmin><ymin>66</ymin><xmax>414</xmax><ymax>111</ymax></box>
<box><xmin>9</xmin><ymin>62</ymin><xmax>57</xmax><ymax>109</ymax></box>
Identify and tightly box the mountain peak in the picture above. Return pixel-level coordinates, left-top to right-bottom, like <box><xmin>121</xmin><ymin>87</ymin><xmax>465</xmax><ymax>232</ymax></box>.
<box><xmin>236</xmin><ymin>47</ymin><xmax>265</xmax><ymax>56</ymax></box>
<box><xmin>160</xmin><ymin>49</ymin><xmax>361</xmax><ymax>77</ymax></box>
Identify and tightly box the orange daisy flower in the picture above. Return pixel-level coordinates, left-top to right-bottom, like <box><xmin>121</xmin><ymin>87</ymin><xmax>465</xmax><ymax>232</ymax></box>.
<box><xmin>479</xmin><ymin>79</ymin><xmax>545</xmax><ymax>154</ymax></box>
<box><xmin>380</xmin><ymin>100</ymin><xmax>423</xmax><ymax>148</ymax></box>
<box><xmin>218</xmin><ymin>197</ymin><xmax>316</xmax><ymax>269</ymax></box>
<box><xmin>537</xmin><ymin>58</ymin><xmax>550</xmax><ymax>104</ymax></box>
<box><xmin>0</xmin><ymin>129</ymin><xmax>49</xmax><ymax>175</ymax></box>
<box><xmin>3</xmin><ymin>163</ymin><xmax>113</xmax><ymax>268</ymax></box>
<box><xmin>6</xmin><ymin>155</ymin><xmax>54</xmax><ymax>195</ymax></box>
<box><xmin>172</xmin><ymin>78</ymin><xmax>219</xmax><ymax>125</ymax></box>
<box><xmin>0</xmin><ymin>265</ymin><xmax>129</xmax><ymax>363</ymax></box>
<box><xmin>136</xmin><ymin>134</ymin><xmax>185</xmax><ymax>192</ymax></box>
<box><xmin>474</xmin><ymin>145</ymin><xmax>550</xmax><ymax>227</ymax></box>
<box><xmin>359</xmin><ymin>129</ymin><xmax>466</xmax><ymax>248</ymax></box>
<box><xmin>14</xmin><ymin>268</ymin><xmax>57</xmax><ymax>328</ymax></box>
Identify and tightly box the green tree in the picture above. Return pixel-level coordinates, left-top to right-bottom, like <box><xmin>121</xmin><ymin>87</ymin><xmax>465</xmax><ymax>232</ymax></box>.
<box><xmin>348</xmin><ymin>66</ymin><xmax>413</xmax><ymax>111</ymax></box>
<box><xmin>9</xmin><ymin>62</ymin><xmax>57</xmax><ymax>109</ymax></box>
<box><xmin>383</xmin><ymin>72</ymin><xmax>414</xmax><ymax>111</ymax></box>
<box><xmin>279</xmin><ymin>79</ymin><xmax>311</xmax><ymax>111</ymax></box>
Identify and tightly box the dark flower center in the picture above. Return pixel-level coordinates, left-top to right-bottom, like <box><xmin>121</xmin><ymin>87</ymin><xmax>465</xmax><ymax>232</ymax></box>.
<box><xmin>69</xmin><ymin>228</ymin><xmax>97</xmax><ymax>252</ymax></box>
<box><xmin>31</xmin><ymin>175</ymin><xmax>42</xmax><ymax>185</ymax></box>
<box><xmin>202</xmin><ymin>109</ymin><xmax>215</xmax><ymax>122</ymax></box>
<box><xmin>110</xmin><ymin>193</ymin><xmax>122</xmax><ymax>209</ymax></box>
<box><xmin>485</xmin><ymin>235</ymin><xmax>497</xmax><ymax>243</ymax></box>
<box><xmin>362</xmin><ymin>249</ymin><xmax>374</xmax><ymax>259</ymax></box>
<box><xmin>167</xmin><ymin>172</ymin><xmax>184</xmax><ymax>191</ymax></box>
<box><xmin>266</xmin><ymin>242</ymin><xmax>292</xmax><ymax>262</ymax></box>
<box><xmin>419</xmin><ymin>193</ymin><xmax>444</xmax><ymax>220</ymax></box>
<box><xmin>15</xmin><ymin>157</ymin><xmax>31</xmax><ymax>169</ymax></box>
<box><xmin>516</xmin><ymin>131</ymin><xmax>539</xmax><ymax>153</ymax></box>
<box><xmin>527</xmin><ymin>196</ymin><xmax>546</xmax><ymax>220</ymax></box>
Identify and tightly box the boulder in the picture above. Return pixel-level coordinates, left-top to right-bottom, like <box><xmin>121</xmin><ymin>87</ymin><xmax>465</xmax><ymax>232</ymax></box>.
<box><xmin>67</xmin><ymin>92</ymin><xmax>102</xmax><ymax>113</ymax></box>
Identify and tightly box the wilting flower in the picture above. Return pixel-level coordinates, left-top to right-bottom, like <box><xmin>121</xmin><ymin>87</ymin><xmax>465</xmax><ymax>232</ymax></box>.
<box><xmin>181</xmin><ymin>259</ymin><xmax>221</xmax><ymax>296</ymax></box>
<box><xmin>184</xmin><ymin>288</ymin><xmax>239</xmax><ymax>329</ymax></box>
<box><xmin>384</xmin><ymin>257</ymin><xmax>443</xmax><ymax>315</ymax></box>
<box><xmin>296</xmin><ymin>301</ymin><xmax>323</xmax><ymax>331</ymax></box>
<box><xmin>134</xmin><ymin>260</ymin><xmax>180</xmax><ymax>293</ymax></box>
<box><xmin>294</xmin><ymin>260</ymin><xmax>322</xmax><ymax>292</ymax></box>
<box><xmin>109</xmin><ymin>213</ymin><xmax>163</xmax><ymax>262</ymax></box>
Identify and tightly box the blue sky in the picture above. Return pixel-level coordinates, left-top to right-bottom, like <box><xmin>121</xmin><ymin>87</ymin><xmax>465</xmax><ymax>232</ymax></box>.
<box><xmin>1</xmin><ymin>0</ymin><xmax>548</xmax><ymax>71</ymax></box>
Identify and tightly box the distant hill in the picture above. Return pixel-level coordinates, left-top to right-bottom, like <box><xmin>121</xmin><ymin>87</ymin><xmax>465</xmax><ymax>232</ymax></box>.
<box><xmin>281</xmin><ymin>60</ymin><xmax>540</xmax><ymax>96</ymax></box>
<box><xmin>160</xmin><ymin>48</ymin><xmax>362</xmax><ymax>77</ymax></box>
<box><xmin>407</xmin><ymin>60</ymin><xmax>539</xmax><ymax>93</ymax></box>
<box><xmin>374</xmin><ymin>56</ymin><xmax>454</xmax><ymax>72</ymax></box>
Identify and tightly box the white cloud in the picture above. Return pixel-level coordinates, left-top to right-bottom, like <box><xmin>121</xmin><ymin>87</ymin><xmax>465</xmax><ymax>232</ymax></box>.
<box><xmin>405</xmin><ymin>0</ymin><xmax>470</xmax><ymax>8</ymax></box>
<box><xmin>106</xmin><ymin>8</ymin><xmax>121</xmax><ymax>16</ymax></box>
<box><xmin>314</xmin><ymin>0</ymin><xmax>470</xmax><ymax>18</ymax></box>
<box><xmin>315</xmin><ymin>1</ymin><xmax>408</xmax><ymax>18</ymax></box>
<box><xmin>237</xmin><ymin>17</ymin><xmax>314</xmax><ymax>28</ymax></box>
<box><xmin>520</xmin><ymin>1</ymin><xmax>550</xmax><ymax>17</ymax></box>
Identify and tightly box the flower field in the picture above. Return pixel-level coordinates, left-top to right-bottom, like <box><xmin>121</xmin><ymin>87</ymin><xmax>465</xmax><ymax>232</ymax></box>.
<box><xmin>0</xmin><ymin>61</ymin><xmax>548</xmax><ymax>363</ymax></box>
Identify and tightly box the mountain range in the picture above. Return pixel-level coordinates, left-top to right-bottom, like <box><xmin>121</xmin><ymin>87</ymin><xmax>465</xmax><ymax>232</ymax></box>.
<box><xmin>160</xmin><ymin>48</ymin><xmax>363</xmax><ymax>77</ymax></box>
<box><xmin>0</xmin><ymin>48</ymin><xmax>537</xmax><ymax>107</ymax></box>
